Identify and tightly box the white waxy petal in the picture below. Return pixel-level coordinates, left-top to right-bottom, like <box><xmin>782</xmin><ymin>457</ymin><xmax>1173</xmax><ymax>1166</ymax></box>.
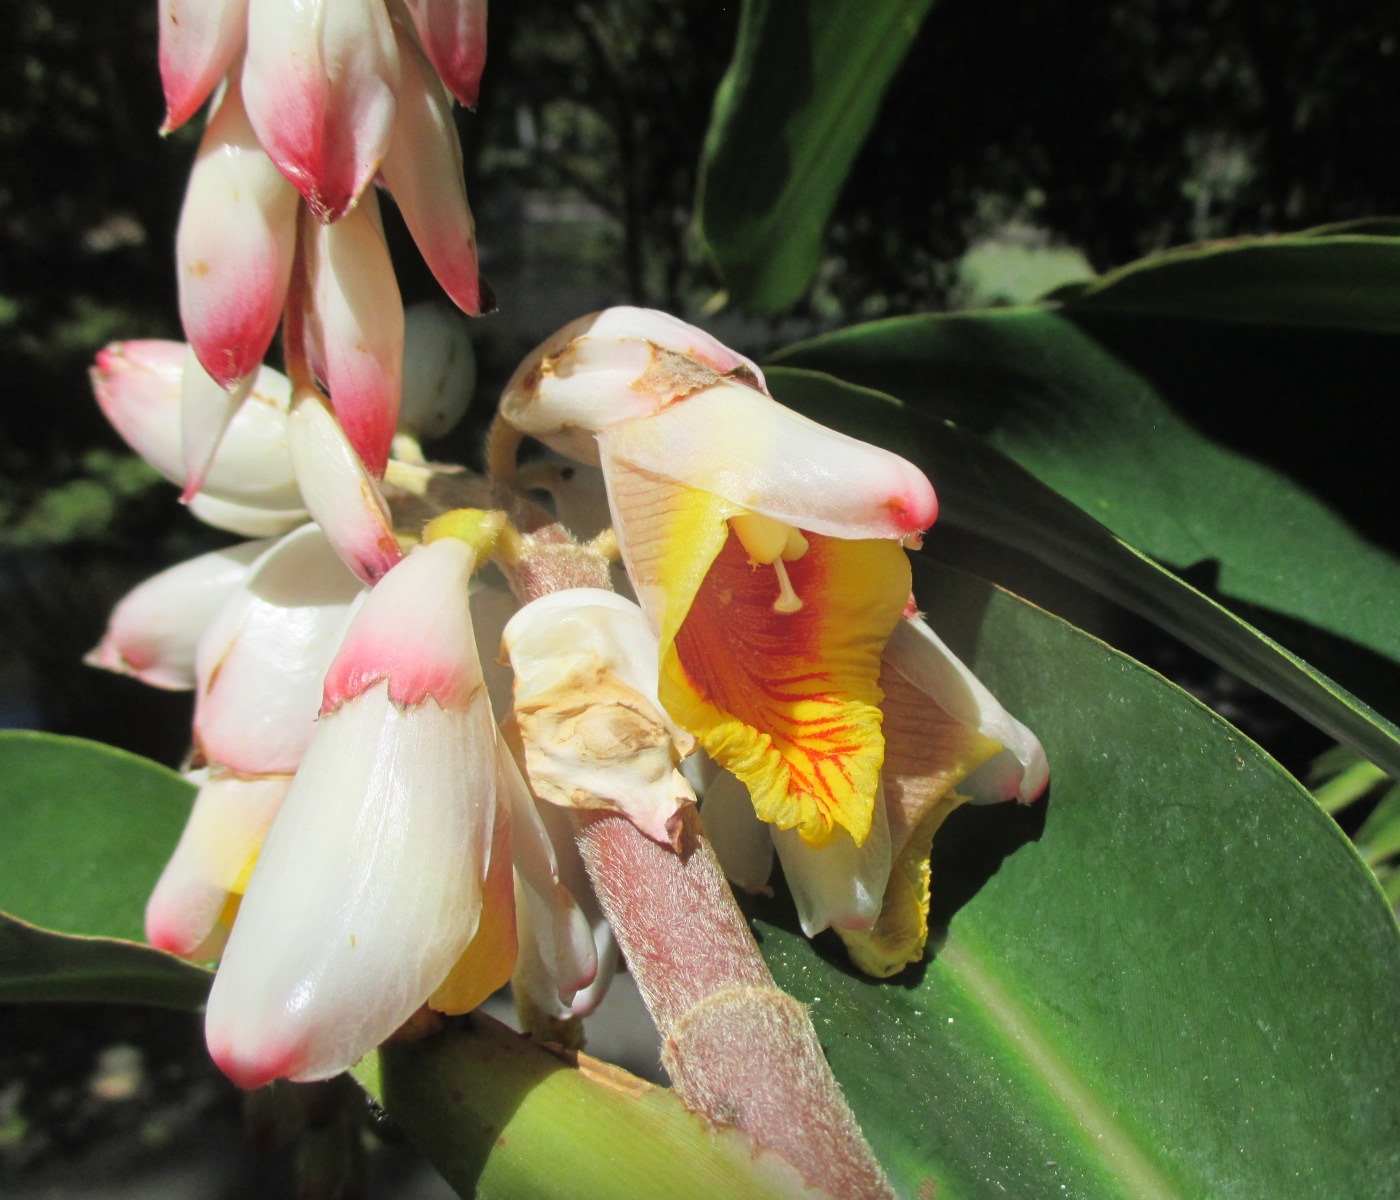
<box><xmin>86</xmin><ymin>539</ymin><xmax>270</xmax><ymax>690</ymax></box>
<box><xmin>497</xmin><ymin>740</ymin><xmax>597</xmax><ymax>1015</ymax></box>
<box><xmin>90</xmin><ymin>340</ymin><xmax>306</xmax><ymax>516</ymax></box>
<box><xmin>499</xmin><ymin>308</ymin><xmax>767</xmax><ymax>463</ymax></box>
<box><xmin>402</xmin><ymin>0</ymin><xmax>487</xmax><ymax>108</ymax></box>
<box><xmin>601</xmin><ymin>378</ymin><xmax>937</xmax><ymax>541</ymax></box>
<box><xmin>772</xmin><ymin>786</ymin><xmax>892</xmax><ymax>937</ymax></box>
<box><xmin>301</xmin><ymin>195</ymin><xmax>404</xmax><ymax>477</ymax></box>
<box><xmin>145</xmin><ymin>770</ymin><xmax>290</xmax><ymax>960</ymax></box>
<box><xmin>287</xmin><ymin>391</ymin><xmax>404</xmax><ymax>585</ymax></box>
<box><xmin>158</xmin><ymin>0</ymin><xmax>250</xmax><ymax>132</ymax></box>
<box><xmin>186</xmin><ymin>494</ymin><xmax>311</xmax><ymax>538</ymax></box>
<box><xmin>400</xmin><ymin>302</ymin><xmax>476</xmax><ymax>439</ymax></box>
<box><xmin>503</xmin><ymin>589</ymin><xmax>696</xmax><ymax>845</ymax></box>
<box><xmin>194</xmin><ymin>526</ymin><xmax>364</xmax><ymax>775</ymax></box>
<box><xmin>204</xmin><ymin>680</ymin><xmax>500</xmax><ymax>1087</ymax></box>
<box><xmin>528</xmin><ymin>801</ymin><xmax>618</xmax><ymax>1019</ymax></box>
<box><xmin>699</xmin><ymin>768</ymin><xmax>774</xmax><ymax>894</ymax></box>
<box><xmin>243</xmin><ymin>0</ymin><xmax>399</xmax><ymax>221</ymax></box>
<box><xmin>381</xmin><ymin>30</ymin><xmax>487</xmax><ymax>315</ymax></box>
<box><xmin>885</xmin><ymin>616</ymin><xmax>1048</xmax><ymax>804</ymax></box>
<box><xmin>180</xmin><ymin>346</ymin><xmax>254</xmax><ymax>499</ymax></box>
<box><xmin>176</xmin><ymin>78</ymin><xmax>299</xmax><ymax>392</ymax></box>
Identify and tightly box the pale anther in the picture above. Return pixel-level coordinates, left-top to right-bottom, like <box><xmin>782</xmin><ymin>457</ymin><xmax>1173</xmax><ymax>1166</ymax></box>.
<box><xmin>772</xmin><ymin>558</ymin><xmax>803</xmax><ymax>614</ymax></box>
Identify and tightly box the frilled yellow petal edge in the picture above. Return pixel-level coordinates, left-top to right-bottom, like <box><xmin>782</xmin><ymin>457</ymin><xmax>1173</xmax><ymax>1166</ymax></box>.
<box><xmin>836</xmin><ymin>791</ymin><xmax>965</xmax><ymax>978</ymax></box>
<box><xmin>625</xmin><ymin>475</ymin><xmax>912</xmax><ymax>847</ymax></box>
<box><xmin>837</xmin><ymin>665</ymin><xmax>1006</xmax><ymax>977</ymax></box>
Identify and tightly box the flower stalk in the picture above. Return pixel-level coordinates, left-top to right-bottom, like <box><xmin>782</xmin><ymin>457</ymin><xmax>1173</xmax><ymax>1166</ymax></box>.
<box><xmin>577</xmin><ymin>810</ymin><xmax>894</xmax><ymax>1200</ymax></box>
<box><xmin>490</xmin><ymin>514</ymin><xmax>894</xmax><ymax>1199</ymax></box>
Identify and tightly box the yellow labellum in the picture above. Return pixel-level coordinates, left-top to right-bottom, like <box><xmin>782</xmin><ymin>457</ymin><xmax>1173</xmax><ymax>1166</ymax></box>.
<box><xmin>616</xmin><ymin>473</ymin><xmax>911</xmax><ymax>846</ymax></box>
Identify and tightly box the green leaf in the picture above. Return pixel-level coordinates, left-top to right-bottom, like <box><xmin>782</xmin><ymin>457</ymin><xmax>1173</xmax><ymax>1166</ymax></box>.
<box><xmin>770</xmin><ymin>239</ymin><xmax>1400</xmax><ymax>699</ymax></box>
<box><xmin>0</xmin><ymin>917</ymin><xmax>210</xmax><ymax>1009</ymax></box>
<box><xmin>0</xmin><ymin>731</ymin><xmax>209</xmax><ymax>1007</ymax></box>
<box><xmin>748</xmin><ymin>567</ymin><xmax>1400</xmax><ymax>1199</ymax></box>
<box><xmin>763</xmin><ymin>367</ymin><xmax>1400</xmax><ymax>778</ymax></box>
<box><xmin>1070</xmin><ymin>233</ymin><xmax>1400</xmax><ymax>332</ymax></box>
<box><xmin>696</xmin><ymin>0</ymin><xmax>935</xmax><ymax>313</ymax></box>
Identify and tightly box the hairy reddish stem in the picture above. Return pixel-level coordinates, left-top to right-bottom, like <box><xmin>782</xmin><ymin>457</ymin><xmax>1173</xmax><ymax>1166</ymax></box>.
<box><xmin>492</xmin><ymin>490</ymin><xmax>894</xmax><ymax>1198</ymax></box>
<box><xmin>577</xmin><ymin>811</ymin><xmax>894</xmax><ymax>1200</ymax></box>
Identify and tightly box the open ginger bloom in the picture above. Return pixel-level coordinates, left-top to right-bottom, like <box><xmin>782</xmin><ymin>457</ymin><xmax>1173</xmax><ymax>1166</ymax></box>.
<box><xmin>498</xmin><ymin>307</ymin><xmax>938</xmax><ymax>852</ymax></box>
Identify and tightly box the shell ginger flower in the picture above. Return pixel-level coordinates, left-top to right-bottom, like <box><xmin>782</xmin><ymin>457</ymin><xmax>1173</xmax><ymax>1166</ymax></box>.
<box><xmin>498</xmin><ymin>308</ymin><xmax>937</xmax><ymax>851</ymax></box>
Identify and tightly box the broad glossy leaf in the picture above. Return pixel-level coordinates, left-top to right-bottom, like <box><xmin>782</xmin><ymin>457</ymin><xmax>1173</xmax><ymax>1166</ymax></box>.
<box><xmin>696</xmin><ymin>0</ymin><xmax>935</xmax><ymax>313</ymax></box>
<box><xmin>1071</xmin><ymin>233</ymin><xmax>1400</xmax><ymax>332</ymax></box>
<box><xmin>771</xmin><ymin>237</ymin><xmax>1400</xmax><ymax>698</ymax></box>
<box><xmin>748</xmin><ymin>566</ymin><xmax>1400</xmax><ymax>1198</ymax></box>
<box><xmin>764</xmin><ymin>367</ymin><xmax>1400</xmax><ymax>778</ymax></box>
<box><xmin>0</xmin><ymin>731</ymin><xmax>209</xmax><ymax>1007</ymax></box>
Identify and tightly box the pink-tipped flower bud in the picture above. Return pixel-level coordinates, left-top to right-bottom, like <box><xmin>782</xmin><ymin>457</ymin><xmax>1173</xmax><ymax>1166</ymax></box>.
<box><xmin>300</xmin><ymin>195</ymin><xmax>404</xmax><ymax>477</ymax></box>
<box><xmin>287</xmin><ymin>390</ymin><xmax>404</xmax><ymax>585</ymax></box>
<box><xmin>158</xmin><ymin>0</ymin><xmax>250</xmax><ymax>133</ymax></box>
<box><xmin>193</xmin><ymin>525</ymin><xmax>365</xmax><ymax>776</ymax></box>
<box><xmin>204</xmin><ymin>534</ymin><xmax>505</xmax><ymax>1087</ymax></box>
<box><xmin>86</xmin><ymin>539</ymin><xmax>270</xmax><ymax>691</ymax></box>
<box><xmin>401</xmin><ymin>0</ymin><xmax>487</xmax><ymax>109</ymax></box>
<box><xmin>90</xmin><ymin>340</ymin><xmax>306</xmax><ymax>530</ymax></box>
<box><xmin>243</xmin><ymin>0</ymin><xmax>399</xmax><ymax>221</ymax></box>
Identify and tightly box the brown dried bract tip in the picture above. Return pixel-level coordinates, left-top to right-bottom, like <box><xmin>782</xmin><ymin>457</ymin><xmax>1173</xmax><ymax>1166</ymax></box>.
<box><xmin>634</xmin><ymin>344</ymin><xmax>725</xmax><ymax>407</ymax></box>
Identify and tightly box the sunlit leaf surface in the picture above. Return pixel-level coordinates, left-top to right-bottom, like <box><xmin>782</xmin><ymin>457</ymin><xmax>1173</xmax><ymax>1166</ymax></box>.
<box><xmin>749</xmin><ymin>567</ymin><xmax>1400</xmax><ymax>1199</ymax></box>
<box><xmin>0</xmin><ymin>731</ymin><xmax>209</xmax><ymax>1007</ymax></box>
<box><xmin>773</xmin><ymin>234</ymin><xmax>1400</xmax><ymax>704</ymax></box>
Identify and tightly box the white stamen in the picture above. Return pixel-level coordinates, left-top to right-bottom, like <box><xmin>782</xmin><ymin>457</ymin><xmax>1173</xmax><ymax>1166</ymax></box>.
<box><xmin>772</xmin><ymin>558</ymin><xmax>803</xmax><ymax>614</ymax></box>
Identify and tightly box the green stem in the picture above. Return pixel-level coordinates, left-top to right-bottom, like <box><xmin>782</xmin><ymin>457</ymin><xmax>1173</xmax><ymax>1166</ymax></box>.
<box><xmin>352</xmin><ymin>1013</ymin><xmax>823</xmax><ymax>1200</ymax></box>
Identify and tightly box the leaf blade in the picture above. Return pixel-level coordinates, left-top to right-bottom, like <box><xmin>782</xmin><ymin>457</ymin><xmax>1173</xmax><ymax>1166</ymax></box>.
<box><xmin>696</xmin><ymin>0</ymin><xmax>935</xmax><ymax>312</ymax></box>
<box><xmin>750</xmin><ymin>567</ymin><xmax>1400</xmax><ymax>1198</ymax></box>
<box><xmin>0</xmin><ymin>730</ymin><xmax>208</xmax><ymax>1006</ymax></box>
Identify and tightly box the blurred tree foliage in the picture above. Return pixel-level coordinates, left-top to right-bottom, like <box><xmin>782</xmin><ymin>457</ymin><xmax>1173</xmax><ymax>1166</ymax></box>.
<box><xmin>1</xmin><ymin>0</ymin><xmax>1396</xmax><ymax>754</ymax></box>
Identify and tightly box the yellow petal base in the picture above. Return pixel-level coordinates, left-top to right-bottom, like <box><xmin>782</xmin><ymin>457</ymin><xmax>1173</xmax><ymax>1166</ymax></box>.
<box><xmin>429</xmin><ymin>810</ymin><xmax>517</xmax><ymax>1015</ymax></box>
<box><xmin>836</xmin><ymin>791</ymin><xmax>966</xmax><ymax>978</ymax></box>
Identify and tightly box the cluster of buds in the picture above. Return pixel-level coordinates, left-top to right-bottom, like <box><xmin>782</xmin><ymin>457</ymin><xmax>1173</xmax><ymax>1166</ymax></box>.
<box><xmin>88</xmin><ymin>306</ymin><xmax>1046</xmax><ymax>1088</ymax></box>
<box><xmin>161</xmin><ymin>0</ymin><xmax>488</xmax><ymax>499</ymax></box>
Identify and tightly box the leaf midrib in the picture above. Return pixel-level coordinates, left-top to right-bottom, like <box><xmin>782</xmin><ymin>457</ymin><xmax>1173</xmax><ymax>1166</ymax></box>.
<box><xmin>939</xmin><ymin>936</ymin><xmax>1184</xmax><ymax>1200</ymax></box>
